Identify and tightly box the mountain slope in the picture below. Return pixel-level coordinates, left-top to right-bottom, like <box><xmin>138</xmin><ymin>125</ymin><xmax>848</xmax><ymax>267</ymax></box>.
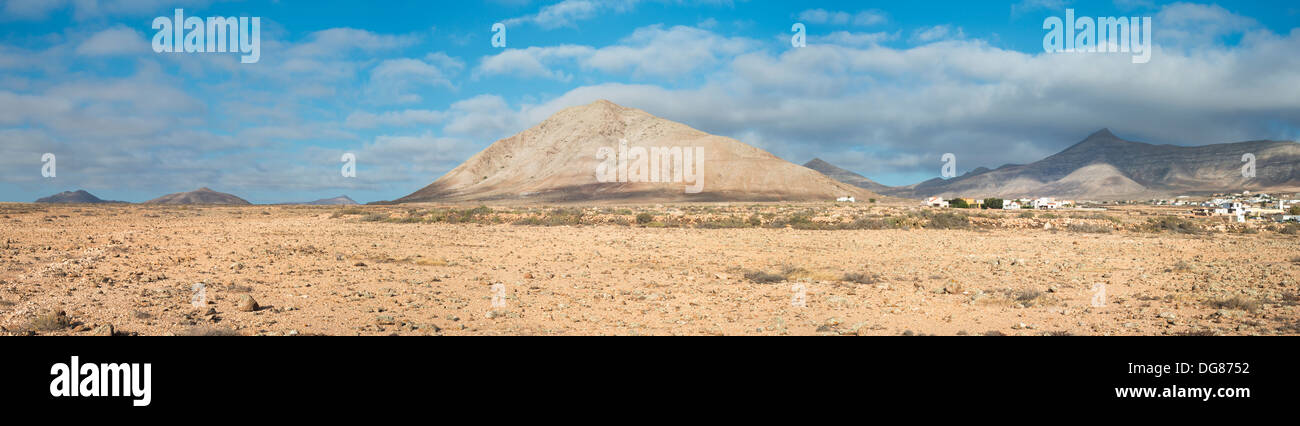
<box><xmin>886</xmin><ymin>129</ymin><xmax>1300</xmax><ymax>199</ymax></box>
<box><xmin>395</xmin><ymin>100</ymin><xmax>876</xmax><ymax>203</ymax></box>
<box><xmin>144</xmin><ymin>187</ymin><xmax>251</xmax><ymax>205</ymax></box>
<box><xmin>801</xmin><ymin>158</ymin><xmax>893</xmax><ymax>193</ymax></box>
<box><xmin>35</xmin><ymin>190</ymin><xmax>125</xmax><ymax>204</ymax></box>
<box><xmin>303</xmin><ymin>195</ymin><xmax>359</xmax><ymax>205</ymax></box>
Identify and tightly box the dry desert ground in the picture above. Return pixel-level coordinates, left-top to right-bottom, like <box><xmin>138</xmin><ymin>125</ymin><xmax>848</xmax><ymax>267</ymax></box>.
<box><xmin>1</xmin><ymin>202</ymin><xmax>1297</xmax><ymax>336</ymax></box>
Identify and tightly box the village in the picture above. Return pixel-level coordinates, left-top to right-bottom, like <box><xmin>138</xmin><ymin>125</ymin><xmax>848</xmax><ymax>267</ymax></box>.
<box><xmin>914</xmin><ymin>191</ymin><xmax>1300</xmax><ymax>223</ymax></box>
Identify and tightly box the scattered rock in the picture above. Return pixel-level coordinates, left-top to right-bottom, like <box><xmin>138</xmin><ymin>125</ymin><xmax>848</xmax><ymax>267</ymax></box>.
<box><xmin>237</xmin><ymin>295</ymin><xmax>259</xmax><ymax>312</ymax></box>
<box><xmin>92</xmin><ymin>324</ymin><xmax>114</xmax><ymax>336</ymax></box>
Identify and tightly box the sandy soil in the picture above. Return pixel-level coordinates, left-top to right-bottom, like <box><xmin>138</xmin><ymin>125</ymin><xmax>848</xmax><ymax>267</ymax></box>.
<box><xmin>2</xmin><ymin>203</ymin><xmax>1297</xmax><ymax>336</ymax></box>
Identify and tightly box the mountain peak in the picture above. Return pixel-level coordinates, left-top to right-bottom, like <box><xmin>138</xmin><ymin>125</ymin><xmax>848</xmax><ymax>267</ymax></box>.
<box><xmin>580</xmin><ymin>99</ymin><xmax>627</xmax><ymax>112</ymax></box>
<box><xmin>146</xmin><ymin>187</ymin><xmax>250</xmax><ymax>205</ymax></box>
<box><xmin>36</xmin><ymin>189</ymin><xmax>113</xmax><ymax>204</ymax></box>
<box><xmin>804</xmin><ymin>158</ymin><xmax>831</xmax><ymax>167</ymax></box>
<box><xmin>395</xmin><ymin>101</ymin><xmax>878</xmax><ymax>203</ymax></box>
<box><xmin>1086</xmin><ymin>128</ymin><xmax>1117</xmax><ymax>140</ymax></box>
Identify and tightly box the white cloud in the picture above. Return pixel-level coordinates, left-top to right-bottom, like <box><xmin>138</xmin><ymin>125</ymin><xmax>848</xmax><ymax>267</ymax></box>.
<box><xmin>1156</xmin><ymin>3</ymin><xmax>1258</xmax><ymax>48</ymax></box>
<box><xmin>75</xmin><ymin>25</ymin><xmax>147</xmax><ymax>56</ymax></box>
<box><xmin>582</xmin><ymin>25</ymin><xmax>753</xmax><ymax>77</ymax></box>
<box><xmin>797</xmin><ymin>9</ymin><xmax>887</xmax><ymax>26</ymax></box>
<box><xmin>345</xmin><ymin>109</ymin><xmax>447</xmax><ymax>129</ymax></box>
<box><xmin>503</xmin><ymin>0</ymin><xmax>600</xmax><ymax>29</ymax></box>
<box><xmin>475</xmin><ymin>25</ymin><xmax>752</xmax><ymax>80</ymax></box>
<box><xmin>365</xmin><ymin>57</ymin><xmax>459</xmax><ymax>104</ymax></box>
<box><xmin>910</xmin><ymin>25</ymin><xmax>965</xmax><ymax>43</ymax></box>
<box><xmin>286</xmin><ymin>28</ymin><xmax>420</xmax><ymax>58</ymax></box>
<box><xmin>475</xmin><ymin>45</ymin><xmax>594</xmax><ymax>81</ymax></box>
<box><xmin>814</xmin><ymin>31</ymin><xmax>897</xmax><ymax>47</ymax></box>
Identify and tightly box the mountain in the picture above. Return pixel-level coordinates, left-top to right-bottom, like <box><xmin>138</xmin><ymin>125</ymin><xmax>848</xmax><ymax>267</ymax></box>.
<box><xmin>35</xmin><ymin>190</ymin><xmax>125</xmax><ymax>204</ymax></box>
<box><xmin>394</xmin><ymin>100</ymin><xmax>876</xmax><ymax>203</ymax></box>
<box><xmin>144</xmin><ymin>187</ymin><xmax>252</xmax><ymax>205</ymax></box>
<box><xmin>802</xmin><ymin>158</ymin><xmax>893</xmax><ymax>193</ymax></box>
<box><xmin>884</xmin><ymin>129</ymin><xmax>1300</xmax><ymax>200</ymax></box>
<box><xmin>301</xmin><ymin>195</ymin><xmax>359</xmax><ymax>205</ymax></box>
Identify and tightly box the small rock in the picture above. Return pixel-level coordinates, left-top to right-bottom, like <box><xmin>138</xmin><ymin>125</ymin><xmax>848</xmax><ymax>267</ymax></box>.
<box><xmin>375</xmin><ymin>315</ymin><xmax>395</xmax><ymax>325</ymax></box>
<box><xmin>713</xmin><ymin>273</ymin><xmax>729</xmax><ymax>280</ymax></box>
<box><xmin>92</xmin><ymin>324</ymin><xmax>113</xmax><ymax>336</ymax></box>
<box><xmin>237</xmin><ymin>295</ymin><xmax>259</xmax><ymax>312</ymax></box>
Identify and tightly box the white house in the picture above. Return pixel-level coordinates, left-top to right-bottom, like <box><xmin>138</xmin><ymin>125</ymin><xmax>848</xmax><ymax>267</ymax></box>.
<box><xmin>1032</xmin><ymin>197</ymin><xmax>1062</xmax><ymax>210</ymax></box>
<box><xmin>924</xmin><ymin>196</ymin><xmax>949</xmax><ymax>208</ymax></box>
<box><xmin>837</xmin><ymin>196</ymin><xmax>855</xmax><ymax>203</ymax></box>
<box><xmin>1003</xmin><ymin>201</ymin><xmax>1021</xmax><ymax>210</ymax></box>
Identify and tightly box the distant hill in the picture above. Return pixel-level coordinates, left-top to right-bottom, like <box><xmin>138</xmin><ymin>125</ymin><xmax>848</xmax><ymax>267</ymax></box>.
<box><xmin>802</xmin><ymin>158</ymin><xmax>893</xmax><ymax>193</ymax></box>
<box><xmin>35</xmin><ymin>190</ymin><xmax>125</xmax><ymax>204</ymax></box>
<box><xmin>298</xmin><ymin>195</ymin><xmax>359</xmax><ymax>205</ymax></box>
<box><xmin>883</xmin><ymin>129</ymin><xmax>1300</xmax><ymax>200</ymax></box>
<box><xmin>144</xmin><ymin>187</ymin><xmax>251</xmax><ymax>205</ymax></box>
<box><xmin>393</xmin><ymin>100</ymin><xmax>876</xmax><ymax>203</ymax></box>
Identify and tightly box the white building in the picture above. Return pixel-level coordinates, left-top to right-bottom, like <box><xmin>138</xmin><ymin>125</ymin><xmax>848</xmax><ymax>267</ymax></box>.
<box><xmin>924</xmin><ymin>196</ymin><xmax>949</xmax><ymax>208</ymax></box>
<box><xmin>837</xmin><ymin>196</ymin><xmax>855</xmax><ymax>203</ymax></box>
<box><xmin>1003</xmin><ymin>201</ymin><xmax>1021</xmax><ymax>210</ymax></box>
<box><xmin>1033</xmin><ymin>197</ymin><xmax>1061</xmax><ymax>210</ymax></box>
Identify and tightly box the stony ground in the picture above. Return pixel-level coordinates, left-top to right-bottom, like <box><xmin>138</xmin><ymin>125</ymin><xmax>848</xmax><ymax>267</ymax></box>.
<box><xmin>1</xmin><ymin>203</ymin><xmax>1297</xmax><ymax>336</ymax></box>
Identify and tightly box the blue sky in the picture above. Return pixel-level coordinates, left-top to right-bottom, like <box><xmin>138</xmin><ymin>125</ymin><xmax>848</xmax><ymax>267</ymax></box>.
<box><xmin>2</xmin><ymin>0</ymin><xmax>1298</xmax><ymax>203</ymax></box>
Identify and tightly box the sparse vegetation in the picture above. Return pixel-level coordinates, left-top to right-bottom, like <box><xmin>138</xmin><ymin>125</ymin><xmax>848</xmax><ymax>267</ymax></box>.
<box><xmin>183</xmin><ymin>326</ymin><xmax>240</xmax><ymax>336</ymax></box>
<box><xmin>742</xmin><ymin>270</ymin><xmax>786</xmax><ymax>284</ymax></box>
<box><xmin>1064</xmin><ymin>222</ymin><xmax>1112</xmax><ymax>233</ymax></box>
<box><xmin>27</xmin><ymin>311</ymin><xmax>70</xmax><ymax>332</ymax></box>
<box><xmin>922</xmin><ymin>211</ymin><xmax>969</xmax><ymax>229</ymax></box>
<box><xmin>1144</xmin><ymin>216</ymin><xmax>1200</xmax><ymax>234</ymax></box>
<box><xmin>842</xmin><ymin>272</ymin><xmax>882</xmax><ymax>284</ymax></box>
<box><xmin>1208</xmin><ymin>295</ymin><xmax>1262</xmax><ymax>312</ymax></box>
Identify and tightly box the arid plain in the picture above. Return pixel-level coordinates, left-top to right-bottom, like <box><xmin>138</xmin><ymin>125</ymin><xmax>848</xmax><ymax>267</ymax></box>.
<box><xmin>2</xmin><ymin>202</ymin><xmax>1297</xmax><ymax>336</ymax></box>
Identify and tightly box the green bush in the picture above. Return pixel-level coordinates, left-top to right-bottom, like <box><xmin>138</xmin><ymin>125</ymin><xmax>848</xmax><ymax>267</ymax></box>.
<box><xmin>636</xmin><ymin>212</ymin><xmax>654</xmax><ymax>224</ymax></box>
